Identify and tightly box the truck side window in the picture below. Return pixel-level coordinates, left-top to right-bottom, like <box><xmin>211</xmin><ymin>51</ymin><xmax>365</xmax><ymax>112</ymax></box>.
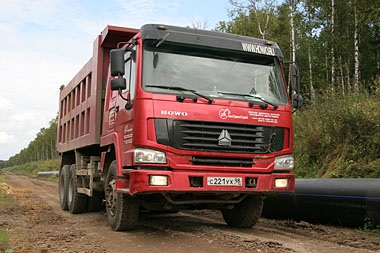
<box><xmin>123</xmin><ymin>47</ymin><xmax>137</xmax><ymax>101</ymax></box>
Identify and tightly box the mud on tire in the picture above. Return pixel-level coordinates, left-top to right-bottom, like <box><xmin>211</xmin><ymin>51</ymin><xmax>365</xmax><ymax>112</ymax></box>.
<box><xmin>105</xmin><ymin>161</ymin><xmax>139</xmax><ymax>231</ymax></box>
<box><xmin>222</xmin><ymin>195</ymin><xmax>264</xmax><ymax>228</ymax></box>
<box><xmin>68</xmin><ymin>164</ymin><xmax>88</xmax><ymax>214</ymax></box>
<box><xmin>87</xmin><ymin>191</ymin><xmax>104</xmax><ymax>212</ymax></box>
<box><xmin>59</xmin><ymin>165</ymin><xmax>70</xmax><ymax>211</ymax></box>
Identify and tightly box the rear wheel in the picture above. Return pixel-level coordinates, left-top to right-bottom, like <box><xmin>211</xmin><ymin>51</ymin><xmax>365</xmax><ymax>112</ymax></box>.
<box><xmin>58</xmin><ymin>165</ymin><xmax>70</xmax><ymax>210</ymax></box>
<box><xmin>105</xmin><ymin>161</ymin><xmax>139</xmax><ymax>231</ymax></box>
<box><xmin>68</xmin><ymin>164</ymin><xmax>88</xmax><ymax>214</ymax></box>
<box><xmin>222</xmin><ymin>195</ymin><xmax>264</xmax><ymax>228</ymax></box>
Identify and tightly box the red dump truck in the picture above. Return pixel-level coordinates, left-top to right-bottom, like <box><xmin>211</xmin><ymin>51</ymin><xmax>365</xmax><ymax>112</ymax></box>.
<box><xmin>57</xmin><ymin>24</ymin><xmax>302</xmax><ymax>231</ymax></box>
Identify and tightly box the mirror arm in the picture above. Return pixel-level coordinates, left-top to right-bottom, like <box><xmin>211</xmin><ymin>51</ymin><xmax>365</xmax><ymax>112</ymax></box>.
<box><xmin>118</xmin><ymin>89</ymin><xmax>132</xmax><ymax>110</ymax></box>
<box><xmin>118</xmin><ymin>89</ymin><xmax>128</xmax><ymax>101</ymax></box>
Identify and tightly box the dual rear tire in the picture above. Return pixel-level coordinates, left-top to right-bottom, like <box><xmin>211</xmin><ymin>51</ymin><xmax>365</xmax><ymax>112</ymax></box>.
<box><xmin>59</xmin><ymin>160</ymin><xmax>139</xmax><ymax>231</ymax></box>
<box><xmin>59</xmin><ymin>164</ymin><xmax>101</xmax><ymax>214</ymax></box>
<box><xmin>59</xmin><ymin>165</ymin><xmax>70</xmax><ymax>210</ymax></box>
<box><xmin>67</xmin><ymin>164</ymin><xmax>88</xmax><ymax>214</ymax></box>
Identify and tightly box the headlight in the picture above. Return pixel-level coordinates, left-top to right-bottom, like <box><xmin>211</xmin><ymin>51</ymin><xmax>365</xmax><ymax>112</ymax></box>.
<box><xmin>149</xmin><ymin>175</ymin><xmax>168</xmax><ymax>186</ymax></box>
<box><xmin>134</xmin><ymin>148</ymin><xmax>167</xmax><ymax>164</ymax></box>
<box><xmin>274</xmin><ymin>155</ymin><xmax>294</xmax><ymax>171</ymax></box>
<box><xmin>274</xmin><ymin>178</ymin><xmax>289</xmax><ymax>188</ymax></box>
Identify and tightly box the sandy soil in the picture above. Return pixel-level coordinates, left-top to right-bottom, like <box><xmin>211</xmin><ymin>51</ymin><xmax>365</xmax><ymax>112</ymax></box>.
<box><xmin>1</xmin><ymin>171</ymin><xmax>379</xmax><ymax>253</ymax></box>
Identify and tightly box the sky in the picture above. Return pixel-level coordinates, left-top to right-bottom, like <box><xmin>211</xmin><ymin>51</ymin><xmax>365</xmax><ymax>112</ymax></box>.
<box><xmin>0</xmin><ymin>0</ymin><xmax>232</xmax><ymax>160</ymax></box>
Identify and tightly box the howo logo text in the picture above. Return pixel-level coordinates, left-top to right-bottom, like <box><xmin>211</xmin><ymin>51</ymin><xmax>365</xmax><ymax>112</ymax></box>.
<box><xmin>160</xmin><ymin>110</ymin><xmax>189</xmax><ymax>117</ymax></box>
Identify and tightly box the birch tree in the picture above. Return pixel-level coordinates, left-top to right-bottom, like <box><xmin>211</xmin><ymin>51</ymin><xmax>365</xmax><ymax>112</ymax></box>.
<box><xmin>353</xmin><ymin>0</ymin><xmax>359</xmax><ymax>90</ymax></box>
<box><xmin>331</xmin><ymin>0</ymin><xmax>335</xmax><ymax>89</ymax></box>
<box><xmin>229</xmin><ymin>0</ymin><xmax>276</xmax><ymax>39</ymax></box>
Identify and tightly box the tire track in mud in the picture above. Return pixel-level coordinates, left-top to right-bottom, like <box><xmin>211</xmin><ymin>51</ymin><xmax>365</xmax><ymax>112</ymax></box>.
<box><xmin>1</xmin><ymin>172</ymin><xmax>379</xmax><ymax>253</ymax></box>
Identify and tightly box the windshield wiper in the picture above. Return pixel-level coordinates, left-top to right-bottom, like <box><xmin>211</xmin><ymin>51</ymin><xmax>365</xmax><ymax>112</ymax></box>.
<box><xmin>146</xmin><ymin>85</ymin><xmax>213</xmax><ymax>104</ymax></box>
<box><xmin>153</xmin><ymin>33</ymin><xmax>170</xmax><ymax>48</ymax></box>
<box><xmin>217</xmin><ymin>91</ymin><xmax>278</xmax><ymax>109</ymax></box>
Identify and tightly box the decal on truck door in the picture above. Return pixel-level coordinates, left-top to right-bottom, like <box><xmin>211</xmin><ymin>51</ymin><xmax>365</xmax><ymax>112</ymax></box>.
<box><xmin>123</xmin><ymin>125</ymin><xmax>133</xmax><ymax>144</ymax></box>
<box><xmin>219</xmin><ymin>108</ymin><xmax>248</xmax><ymax>120</ymax></box>
<box><xmin>248</xmin><ymin>111</ymin><xmax>280</xmax><ymax>124</ymax></box>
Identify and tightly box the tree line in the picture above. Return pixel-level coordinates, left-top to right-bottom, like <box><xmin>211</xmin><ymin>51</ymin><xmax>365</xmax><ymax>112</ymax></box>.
<box><xmin>217</xmin><ymin>0</ymin><xmax>379</xmax><ymax>101</ymax></box>
<box><xmin>2</xmin><ymin>118</ymin><xmax>59</xmax><ymax>168</ymax></box>
<box><xmin>2</xmin><ymin>0</ymin><xmax>379</xmax><ymax>169</ymax></box>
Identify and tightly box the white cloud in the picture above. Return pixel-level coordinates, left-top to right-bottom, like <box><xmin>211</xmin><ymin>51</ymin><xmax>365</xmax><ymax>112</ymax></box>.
<box><xmin>10</xmin><ymin>113</ymin><xmax>35</xmax><ymax>122</ymax></box>
<box><xmin>0</xmin><ymin>96</ymin><xmax>13</xmax><ymax>111</ymax></box>
<box><xmin>112</xmin><ymin>0</ymin><xmax>187</xmax><ymax>28</ymax></box>
<box><xmin>0</xmin><ymin>131</ymin><xmax>15</xmax><ymax>145</ymax></box>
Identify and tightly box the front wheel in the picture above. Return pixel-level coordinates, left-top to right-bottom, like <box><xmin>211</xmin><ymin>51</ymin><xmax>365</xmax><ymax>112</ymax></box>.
<box><xmin>105</xmin><ymin>161</ymin><xmax>139</xmax><ymax>231</ymax></box>
<box><xmin>222</xmin><ymin>195</ymin><xmax>264</xmax><ymax>228</ymax></box>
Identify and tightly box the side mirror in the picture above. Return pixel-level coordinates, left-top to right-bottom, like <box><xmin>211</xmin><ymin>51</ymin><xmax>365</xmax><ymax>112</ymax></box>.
<box><xmin>111</xmin><ymin>78</ymin><xmax>126</xmax><ymax>91</ymax></box>
<box><xmin>110</xmin><ymin>49</ymin><xmax>125</xmax><ymax>77</ymax></box>
<box><xmin>290</xmin><ymin>63</ymin><xmax>300</xmax><ymax>93</ymax></box>
<box><xmin>153</xmin><ymin>52</ymin><xmax>159</xmax><ymax>69</ymax></box>
<box><xmin>292</xmin><ymin>94</ymin><xmax>303</xmax><ymax>110</ymax></box>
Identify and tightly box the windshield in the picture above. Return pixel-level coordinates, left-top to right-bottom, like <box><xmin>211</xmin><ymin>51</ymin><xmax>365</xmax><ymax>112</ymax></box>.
<box><xmin>142</xmin><ymin>41</ymin><xmax>289</xmax><ymax>105</ymax></box>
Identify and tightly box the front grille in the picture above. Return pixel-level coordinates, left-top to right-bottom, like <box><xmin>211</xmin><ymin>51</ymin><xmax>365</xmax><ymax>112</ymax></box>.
<box><xmin>190</xmin><ymin>157</ymin><xmax>254</xmax><ymax>167</ymax></box>
<box><xmin>155</xmin><ymin>119</ymin><xmax>284</xmax><ymax>154</ymax></box>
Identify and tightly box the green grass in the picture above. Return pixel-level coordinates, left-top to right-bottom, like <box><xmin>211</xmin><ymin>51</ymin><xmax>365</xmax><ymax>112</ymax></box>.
<box><xmin>0</xmin><ymin>227</ymin><xmax>9</xmax><ymax>248</ymax></box>
<box><xmin>0</xmin><ymin>175</ymin><xmax>13</xmax><ymax>209</ymax></box>
<box><xmin>4</xmin><ymin>159</ymin><xmax>60</xmax><ymax>179</ymax></box>
<box><xmin>361</xmin><ymin>217</ymin><xmax>380</xmax><ymax>233</ymax></box>
<box><xmin>0</xmin><ymin>175</ymin><xmax>12</xmax><ymax>251</ymax></box>
<box><xmin>293</xmin><ymin>89</ymin><xmax>380</xmax><ymax>178</ymax></box>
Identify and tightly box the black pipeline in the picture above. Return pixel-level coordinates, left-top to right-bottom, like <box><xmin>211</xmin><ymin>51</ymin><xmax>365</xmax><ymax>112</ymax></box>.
<box><xmin>262</xmin><ymin>179</ymin><xmax>380</xmax><ymax>227</ymax></box>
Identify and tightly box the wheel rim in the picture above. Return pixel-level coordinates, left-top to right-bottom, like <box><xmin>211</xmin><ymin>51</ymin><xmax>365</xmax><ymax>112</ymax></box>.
<box><xmin>105</xmin><ymin>178</ymin><xmax>117</xmax><ymax>217</ymax></box>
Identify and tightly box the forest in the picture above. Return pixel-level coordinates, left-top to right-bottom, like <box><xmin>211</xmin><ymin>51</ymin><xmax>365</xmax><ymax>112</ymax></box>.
<box><xmin>1</xmin><ymin>0</ymin><xmax>379</xmax><ymax>177</ymax></box>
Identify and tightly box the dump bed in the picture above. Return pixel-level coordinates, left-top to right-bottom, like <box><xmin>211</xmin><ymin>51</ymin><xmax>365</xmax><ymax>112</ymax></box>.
<box><xmin>57</xmin><ymin>26</ymin><xmax>138</xmax><ymax>153</ymax></box>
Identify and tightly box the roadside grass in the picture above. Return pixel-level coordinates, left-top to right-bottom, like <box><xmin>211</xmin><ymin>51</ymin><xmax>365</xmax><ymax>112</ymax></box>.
<box><xmin>0</xmin><ymin>174</ymin><xmax>12</xmax><ymax>252</ymax></box>
<box><xmin>293</xmin><ymin>89</ymin><xmax>380</xmax><ymax>178</ymax></box>
<box><xmin>361</xmin><ymin>217</ymin><xmax>380</xmax><ymax>234</ymax></box>
<box><xmin>0</xmin><ymin>175</ymin><xmax>13</xmax><ymax>209</ymax></box>
<box><xmin>4</xmin><ymin>159</ymin><xmax>60</xmax><ymax>180</ymax></box>
<box><xmin>0</xmin><ymin>227</ymin><xmax>10</xmax><ymax>251</ymax></box>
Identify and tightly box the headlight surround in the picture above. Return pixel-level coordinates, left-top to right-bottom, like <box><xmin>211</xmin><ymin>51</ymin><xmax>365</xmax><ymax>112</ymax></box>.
<box><xmin>134</xmin><ymin>148</ymin><xmax>167</xmax><ymax>164</ymax></box>
<box><xmin>274</xmin><ymin>155</ymin><xmax>294</xmax><ymax>171</ymax></box>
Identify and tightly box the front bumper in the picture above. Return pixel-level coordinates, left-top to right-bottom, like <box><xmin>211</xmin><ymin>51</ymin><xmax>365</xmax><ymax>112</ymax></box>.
<box><xmin>116</xmin><ymin>170</ymin><xmax>295</xmax><ymax>195</ymax></box>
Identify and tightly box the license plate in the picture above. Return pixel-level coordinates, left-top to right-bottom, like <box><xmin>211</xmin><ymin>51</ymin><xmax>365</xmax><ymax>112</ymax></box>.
<box><xmin>207</xmin><ymin>177</ymin><xmax>243</xmax><ymax>186</ymax></box>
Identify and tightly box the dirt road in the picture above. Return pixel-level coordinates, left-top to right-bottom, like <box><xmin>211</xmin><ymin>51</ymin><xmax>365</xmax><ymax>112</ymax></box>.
<box><xmin>1</xmin><ymin>172</ymin><xmax>379</xmax><ymax>253</ymax></box>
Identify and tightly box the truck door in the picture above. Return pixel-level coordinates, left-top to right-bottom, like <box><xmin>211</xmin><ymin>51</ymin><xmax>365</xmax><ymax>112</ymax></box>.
<box><xmin>114</xmin><ymin>48</ymin><xmax>137</xmax><ymax>165</ymax></box>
